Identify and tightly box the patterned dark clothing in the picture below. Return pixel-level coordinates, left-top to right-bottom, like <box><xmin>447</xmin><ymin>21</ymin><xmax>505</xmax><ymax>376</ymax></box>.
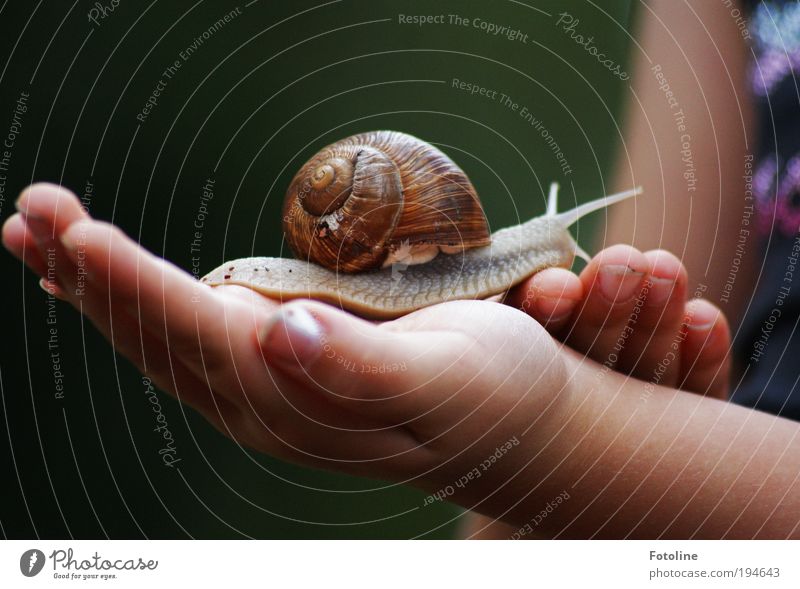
<box><xmin>732</xmin><ymin>0</ymin><xmax>800</xmax><ymax>420</ymax></box>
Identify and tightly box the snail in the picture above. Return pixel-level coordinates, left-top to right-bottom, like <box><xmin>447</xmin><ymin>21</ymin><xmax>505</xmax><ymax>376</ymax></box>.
<box><xmin>202</xmin><ymin>131</ymin><xmax>640</xmax><ymax>319</ymax></box>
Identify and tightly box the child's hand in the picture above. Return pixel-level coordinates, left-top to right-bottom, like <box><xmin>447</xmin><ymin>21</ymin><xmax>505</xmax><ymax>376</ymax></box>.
<box><xmin>3</xmin><ymin>184</ymin><xmax>574</xmax><ymax>492</ymax></box>
<box><xmin>507</xmin><ymin>247</ymin><xmax>731</xmax><ymax>399</ymax></box>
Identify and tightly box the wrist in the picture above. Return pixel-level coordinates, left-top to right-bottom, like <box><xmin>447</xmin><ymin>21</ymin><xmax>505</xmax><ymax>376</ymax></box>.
<box><xmin>466</xmin><ymin>346</ymin><xmax>627</xmax><ymax>532</ymax></box>
<box><xmin>412</xmin><ymin>340</ymin><xmax>586</xmax><ymax>530</ymax></box>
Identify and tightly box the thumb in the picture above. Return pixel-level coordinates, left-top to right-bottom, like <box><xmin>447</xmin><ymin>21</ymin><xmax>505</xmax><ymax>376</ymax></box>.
<box><xmin>258</xmin><ymin>300</ymin><xmax>475</xmax><ymax>422</ymax></box>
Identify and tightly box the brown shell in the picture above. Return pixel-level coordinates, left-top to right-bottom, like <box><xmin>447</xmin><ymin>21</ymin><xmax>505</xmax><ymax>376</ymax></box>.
<box><xmin>281</xmin><ymin>131</ymin><xmax>491</xmax><ymax>272</ymax></box>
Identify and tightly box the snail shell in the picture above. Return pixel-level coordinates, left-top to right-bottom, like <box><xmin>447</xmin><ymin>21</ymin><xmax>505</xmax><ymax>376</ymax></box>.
<box><xmin>282</xmin><ymin>131</ymin><xmax>491</xmax><ymax>272</ymax></box>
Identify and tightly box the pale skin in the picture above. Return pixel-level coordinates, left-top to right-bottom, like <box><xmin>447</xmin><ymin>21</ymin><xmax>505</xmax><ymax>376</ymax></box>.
<box><xmin>5</xmin><ymin>183</ymin><xmax>800</xmax><ymax>538</ymax></box>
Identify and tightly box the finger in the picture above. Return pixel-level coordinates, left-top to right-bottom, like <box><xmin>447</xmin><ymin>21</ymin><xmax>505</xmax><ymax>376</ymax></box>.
<box><xmin>17</xmin><ymin>183</ymin><xmax>217</xmax><ymax>336</ymax></box>
<box><xmin>190</xmin><ymin>294</ymin><xmax>439</xmax><ymax>472</ymax></box>
<box><xmin>61</xmin><ymin>265</ymin><xmax>238</xmax><ymax>422</ymax></box>
<box><xmin>679</xmin><ymin>299</ymin><xmax>731</xmax><ymax>399</ymax></box>
<box><xmin>16</xmin><ymin>182</ymin><xmax>89</xmax><ymax>227</ymax></box>
<box><xmin>565</xmin><ymin>245</ymin><xmax>649</xmax><ymax>365</ymax></box>
<box><xmin>14</xmin><ymin>185</ymin><xmax>248</xmax><ymax>400</ymax></box>
<box><xmin>258</xmin><ymin>300</ymin><xmax>468</xmax><ymax>421</ymax></box>
<box><xmin>11</xmin><ymin>187</ymin><xmax>235</xmax><ymax>418</ymax></box>
<box><xmin>617</xmin><ymin>250</ymin><xmax>688</xmax><ymax>385</ymax></box>
<box><xmin>231</xmin><ymin>362</ymin><xmax>431</xmax><ymax>477</ymax></box>
<box><xmin>14</xmin><ymin>183</ymin><xmax>88</xmax><ymax>294</ymax></box>
<box><xmin>3</xmin><ymin>214</ymin><xmax>68</xmax><ymax>298</ymax></box>
<box><xmin>506</xmin><ymin>268</ymin><xmax>583</xmax><ymax>333</ymax></box>
<box><xmin>3</xmin><ymin>213</ymin><xmax>49</xmax><ymax>277</ymax></box>
<box><xmin>258</xmin><ymin>299</ymin><xmax>539</xmax><ymax>432</ymax></box>
<box><xmin>59</xmin><ymin>220</ymin><xmax>276</xmax><ymax>395</ymax></box>
<box><xmin>118</xmin><ymin>309</ymin><xmax>241</xmax><ymax>430</ymax></box>
<box><xmin>181</xmin><ymin>291</ymin><xmax>435</xmax><ymax>471</ymax></box>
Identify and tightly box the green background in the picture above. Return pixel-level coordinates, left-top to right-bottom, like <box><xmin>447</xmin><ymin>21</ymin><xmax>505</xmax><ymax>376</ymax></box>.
<box><xmin>0</xmin><ymin>0</ymin><xmax>633</xmax><ymax>538</ymax></box>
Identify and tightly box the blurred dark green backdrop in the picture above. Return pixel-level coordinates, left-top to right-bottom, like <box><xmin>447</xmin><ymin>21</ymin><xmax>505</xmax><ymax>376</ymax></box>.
<box><xmin>0</xmin><ymin>0</ymin><xmax>633</xmax><ymax>538</ymax></box>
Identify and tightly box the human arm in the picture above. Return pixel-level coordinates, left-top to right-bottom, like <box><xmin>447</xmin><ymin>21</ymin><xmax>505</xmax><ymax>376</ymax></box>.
<box><xmin>471</xmin><ymin>346</ymin><xmax>800</xmax><ymax>539</ymax></box>
<box><xmin>5</xmin><ymin>183</ymin><xmax>797</xmax><ymax>538</ymax></box>
<box><xmin>462</xmin><ymin>0</ymin><xmax>756</xmax><ymax>536</ymax></box>
<box><xmin>607</xmin><ymin>0</ymin><xmax>757</xmax><ymax>326</ymax></box>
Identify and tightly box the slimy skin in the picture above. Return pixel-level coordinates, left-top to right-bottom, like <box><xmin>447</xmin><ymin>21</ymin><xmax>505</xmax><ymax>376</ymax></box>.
<box><xmin>201</xmin><ymin>184</ymin><xmax>641</xmax><ymax>319</ymax></box>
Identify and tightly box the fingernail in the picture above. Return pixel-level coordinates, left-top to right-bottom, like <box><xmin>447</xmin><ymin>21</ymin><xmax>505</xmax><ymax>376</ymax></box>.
<box><xmin>687</xmin><ymin>313</ymin><xmax>718</xmax><ymax>332</ymax></box>
<box><xmin>597</xmin><ymin>264</ymin><xmax>644</xmax><ymax>303</ymax></box>
<box><xmin>39</xmin><ymin>278</ymin><xmax>66</xmax><ymax>300</ymax></box>
<box><xmin>260</xmin><ymin>305</ymin><xmax>323</xmax><ymax>367</ymax></box>
<box><xmin>644</xmin><ymin>277</ymin><xmax>676</xmax><ymax>306</ymax></box>
<box><xmin>38</xmin><ymin>278</ymin><xmax>52</xmax><ymax>294</ymax></box>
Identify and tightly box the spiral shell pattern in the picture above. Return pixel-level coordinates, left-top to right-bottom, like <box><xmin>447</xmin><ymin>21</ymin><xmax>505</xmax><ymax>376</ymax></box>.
<box><xmin>281</xmin><ymin>131</ymin><xmax>491</xmax><ymax>272</ymax></box>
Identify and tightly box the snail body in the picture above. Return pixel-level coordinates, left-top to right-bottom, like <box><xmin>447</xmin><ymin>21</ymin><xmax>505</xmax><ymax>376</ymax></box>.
<box><xmin>202</xmin><ymin>131</ymin><xmax>640</xmax><ymax>319</ymax></box>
